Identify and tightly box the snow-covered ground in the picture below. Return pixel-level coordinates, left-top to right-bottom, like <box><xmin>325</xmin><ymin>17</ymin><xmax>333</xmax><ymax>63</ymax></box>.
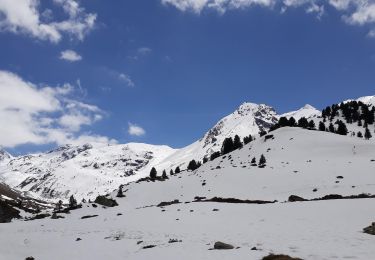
<box><xmin>1</xmin><ymin>127</ymin><xmax>375</xmax><ymax>260</ymax></box>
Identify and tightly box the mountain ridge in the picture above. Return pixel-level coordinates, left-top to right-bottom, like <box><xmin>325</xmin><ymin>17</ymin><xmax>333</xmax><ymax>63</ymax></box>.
<box><xmin>0</xmin><ymin>95</ymin><xmax>374</xmax><ymax>201</ymax></box>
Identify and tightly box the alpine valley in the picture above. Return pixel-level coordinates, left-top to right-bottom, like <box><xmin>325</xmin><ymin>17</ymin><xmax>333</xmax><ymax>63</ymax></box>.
<box><xmin>1</xmin><ymin>95</ymin><xmax>375</xmax><ymax>260</ymax></box>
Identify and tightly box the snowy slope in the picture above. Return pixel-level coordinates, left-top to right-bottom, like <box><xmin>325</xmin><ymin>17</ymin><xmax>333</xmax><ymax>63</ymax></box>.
<box><xmin>1</xmin><ymin>128</ymin><xmax>375</xmax><ymax>260</ymax></box>
<box><xmin>155</xmin><ymin>102</ymin><xmax>278</xmax><ymax>171</ymax></box>
<box><xmin>280</xmin><ymin>104</ymin><xmax>321</xmax><ymax>120</ymax></box>
<box><xmin>345</xmin><ymin>95</ymin><xmax>375</xmax><ymax>107</ymax></box>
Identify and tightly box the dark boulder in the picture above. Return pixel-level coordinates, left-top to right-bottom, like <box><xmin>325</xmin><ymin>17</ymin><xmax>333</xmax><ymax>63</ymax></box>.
<box><xmin>213</xmin><ymin>241</ymin><xmax>234</xmax><ymax>250</ymax></box>
<box><xmin>363</xmin><ymin>222</ymin><xmax>375</xmax><ymax>235</ymax></box>
<box><xmin>262</xmin><ymin>254</ymin><xmax>303</xmax><ymax>260</ymax></box>
<box><xmin>94</xmin><ymin>196</ymin><xmax>118</xmax><ymax>207</ymax></box>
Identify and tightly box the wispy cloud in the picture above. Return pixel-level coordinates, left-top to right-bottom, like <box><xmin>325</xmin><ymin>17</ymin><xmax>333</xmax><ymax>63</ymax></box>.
<box><xmin>118</xmin><ymin>73</ymin><xmax>135</xmax><ymax>87</ymax></box>
<box><xmin>60</xmin><ymin>50</ymin><xmax>82</xmax><ymax>62</ymax></box>
<box><xmin>137</xmin><ymin>47</ymin><xmax>152</xmax><ymax>55</ymax></box>
<box><xmin>128</xmin><ymin>123</ymin><xmax>146</xmax><ymax>136</ymax></box>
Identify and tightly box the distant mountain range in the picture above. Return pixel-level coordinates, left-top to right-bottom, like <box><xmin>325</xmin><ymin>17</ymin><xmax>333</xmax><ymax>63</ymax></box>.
<box><xmin>0</xmin><ymin>95</ymin><xmax>374</xmax><ymax>201</ymax></box>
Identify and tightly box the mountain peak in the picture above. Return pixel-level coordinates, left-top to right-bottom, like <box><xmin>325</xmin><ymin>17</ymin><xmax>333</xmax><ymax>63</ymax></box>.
<box><xmin>280</xmin><ymin>104</ymin><xmax>321</xmax><ymax>120</ymax></box>
<box><xmin>0</xmin><ymin>148</ymin><xmax>12</xmax><ymax>162</ymax></box>
<box><xmin>303</xmin><ymin>104</ymin><xmax>315</xmax><ymax>109</ymax></box>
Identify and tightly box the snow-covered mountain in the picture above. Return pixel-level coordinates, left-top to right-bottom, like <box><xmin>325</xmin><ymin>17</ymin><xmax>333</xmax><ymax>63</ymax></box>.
<box><xmin>155</xmin><ymin>102</ymin><xmax>278</xmax><ymax>171</ymax></box>
<box><xmin>0</xmin><ymin>96</ymin><xmax>374</xmax><ymax>202</ymax></box>
<box><xmin>2</xmin><ymin>127</ymin><xmax>375</xmax><ymax>260</ymax></box>
<box><xmin>280</xmin><ymin>104</ymin><xmax>321</xmax><ymax>120</ymax></box>
<box><xmin>0</xmin><ymin>143</ymin><xmax>176</xmax><ymax>201</ymax></box>
<box><xmin>0</xmin><ymin>149</ymin><xmax>12</xmax><ymax>164</ymax></box>
<box><xmin>0</xmin><ymin>102</ymin><xmax>278</xmax><ymax>201</ymax></box>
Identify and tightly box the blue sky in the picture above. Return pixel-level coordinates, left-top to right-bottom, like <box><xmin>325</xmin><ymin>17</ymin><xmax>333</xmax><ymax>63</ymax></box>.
<box><xmin>1</xmin><ymin>0</ymin><xmax>375</xmax><ymax>154</ymax></box>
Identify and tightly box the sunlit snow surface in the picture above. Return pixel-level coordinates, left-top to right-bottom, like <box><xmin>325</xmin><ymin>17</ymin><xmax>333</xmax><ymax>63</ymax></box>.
<box><xmin>1</xmin><ymin>128</ymin><xmax>375</xmax><ymax>260</ymax></box>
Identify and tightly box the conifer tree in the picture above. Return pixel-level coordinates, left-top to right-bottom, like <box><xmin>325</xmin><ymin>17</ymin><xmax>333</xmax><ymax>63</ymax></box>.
<box><xmin>187</xmin><ymin>160</ymin><xmax>199</xmax><ymax>171</ymax></box>
<box><xmin>251</xmin><ymin>157</ymin><xmax>257</xmax><ymax>166</ymax></box>
<box><xmin>150</xmin><ymin>167</ymin><xmax>157</xmax><ymax>179</ymax></box>
<box><xmin>221</xmin><ymin>137</ymin><xmax>234</xmax><ymax>155</ymax></box>
<box><xmin>175</xmin><ymin>166</ymin><xmax>181</xmax><ymax>174</ymax></box>
<box><xmin>170</xmin><ymin>169</ymin><xmax>174</xmax><ymax>175</ymax></box>
<box><xmin>210</xmin><ymin>151</ymin><xmax>221</xmax><ymax>161</ymax></box>
<box><xmin>162</xmin><ymin>170</ymin><xmax>168</xmax><ymax>179</ymax></box>
<box><xmin>328</xmin><ymin>123</ymin><xmax>335</xmax><ymax>133</ymax></box>
<box><xmin>288</xmin><ymin>117</ymin><xmax>297</xmax><ymax>127</ymax></box>
<box><xmin>336</xmin><ymin>120</ymin><xmax>348</xmax><ymax>135</ymax></box>
<box><xmin>116</xmin><ymin>185</ymin><xmax>125</xmax><ymax>197</ymax></box>
<box><xmin>55</xmin><ymin>200</ymin><xmax>63</xmax><ymax>212</ymax></box>
<box><xmin>69</xmin><ymin>195</ymin><xmax>77</xmax><ymax>208</ymax></box>
<box><xmin>258</xmin><ymin>154</ymin><xmax>266</xmax><ymax>168</ymax></box>
<box><xmin>357</xmin><ymin>131</ymin><xmax>363</xmax><ymax>138</ymax></box>
<box><xmin>318</xmin><ymin>121</ymin><xmax>326</xmax><ymax>131</ymax></box>
<box><xmin>233</xmin><ymin>135</ymin><xmax>243</xmax><ymax>150</ymax></box>
<box><xmin>243</xmin><ymin>135</ymin><xmax>253</xmax><ymax>145</ymax></box>
<box><xmin>278</xmin><ymin>117</ymin><xmax>289</xmax><ymax>127</ymax></box>
<box><xmin>365</xmin><ymin>127</ymin><xmax>372</xmax><ymax>140</ymax></box>
<box><xmin>298</xmin><ymin>117</ymin><xmax>309</xmax><ymax>128</ymax></box>
<box><xmin>308</xmin><ymin>120</ymin><xmax>316</xmax><ymax>130</ymax></box>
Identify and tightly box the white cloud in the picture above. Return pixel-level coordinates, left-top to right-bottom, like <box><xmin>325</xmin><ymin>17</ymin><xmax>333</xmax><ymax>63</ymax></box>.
<box><xmin>60</xmin><ymin>49</ymin><xmax>82</xmax><ymax>62</ymax></box>
<box><xmin>0</xmin><ymin>0</ymin><xmax>96</xmax><ymax>43</ymax></box>
<box><xmin>137</xmin><ymin>47</ymin><xmax>152</xmax><ymax>55</ymax></box>
<box><xmin>161</xmin><ymin>0</ymin><xmax>375</xmax><ymax>36</ymax></box>
<box><xmin>119</xmin><ymin>73</ymin><xmax>135</xmax><ymax>87</ymax></box>
<box><xmin>128</xmin><ymin>123</ymin><xmax>146</xmax><ymax>137</ymax></box>
<box><xmin>0</xmin><ymin>70</ymin><xmax>116</xmax><ymax>148</ymax></box>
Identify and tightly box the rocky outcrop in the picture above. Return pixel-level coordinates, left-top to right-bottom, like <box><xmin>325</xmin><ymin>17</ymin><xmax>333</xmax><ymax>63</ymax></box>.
<box><xmin>94</xmin><ymin>196</ymin><xmax>118</xmax><ymax>207</ymax></box>
<box><xmin>213</xmin><ymin>241</ymin><xmax>234</xmax><ymax>250</ymax></box>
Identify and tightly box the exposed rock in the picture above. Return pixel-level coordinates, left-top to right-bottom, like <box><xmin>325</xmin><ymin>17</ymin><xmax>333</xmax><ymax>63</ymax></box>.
<box><xmin>213</xmin><ymin>241</ymin><xmax>234</xmax><ymax>250</ymax></box>
<box><xmin>94</xmin><ymin>196</ymin><xmax>118</xmax><ymax>207</ymax></box>
<box><xmin>288</xmin><ymin>195</ymin><xmax>306</xmax><ymax>202</ymax></box>
<box><xmin>157</xmin><ymin>199</ymin><xmax>180</xmax><ymax>207</ymax></box>
<box><xmin>262</xmin><ymin>254</ymin><xmax>303</xmax><ymax>260</ymax></box>
<box><xmin>0</xmin><ymin>200</ymin><xmax>20</xmax><ymax>223</ymax></box>
<box><xmin>142</xmin><ymin>245</ymin><xmax>156</xmax><ymax>249</ymax></box>
<box><xmin>168</xmin><ymin>238</ymin><xmax>182</xmax><ymax>243</ymax></box>
<box><xmin>363</xmin><ymin>222</ymin><xmax>375</xmax><ymax>235</ymax></box>
<box><xmin>27</xmin><ymin>213</ymin><xmax>50</xmax><ymax>221</ymax></box>
<box><xmin>197</xmin><ymin>197</ymin><xmax>276</xmax><ymax>204</ymax></box>
<box><xmin>81</xmin><ymin>215</ymin><xmax>98</xmax><ymax>219</ymax></box>
<box><xmin>51</xmin><ymin>212</ymin><xmax>65</xmax><ymax>219</ymax></box>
